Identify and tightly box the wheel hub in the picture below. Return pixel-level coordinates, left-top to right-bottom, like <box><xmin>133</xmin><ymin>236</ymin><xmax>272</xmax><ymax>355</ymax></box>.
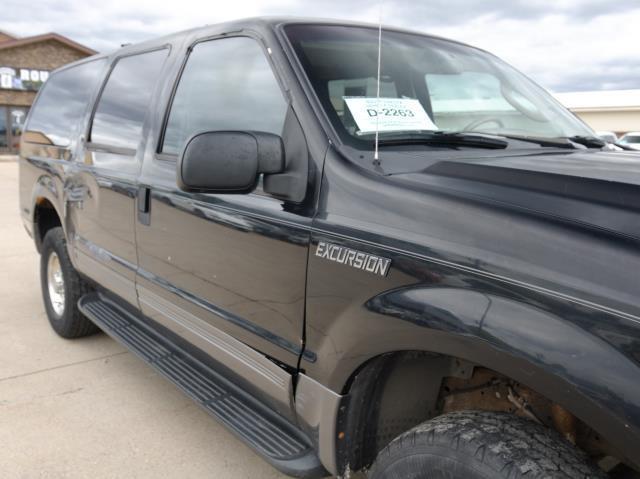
<box><xmin>47</xmin><ymin>252</ymin><xmax>65</xmax><ymax>316</ymax></box>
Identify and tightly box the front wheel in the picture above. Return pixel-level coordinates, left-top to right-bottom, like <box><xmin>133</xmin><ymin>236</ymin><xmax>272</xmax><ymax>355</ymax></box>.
<box><xmin>368</xmin><ymin>411</ymin><xmax>606</xmax><ymax>479</ymax></box>
<box><xmin>40</xmin><ymin>227</ymin><xmax>98</xmax><ymax>338</ymax></box>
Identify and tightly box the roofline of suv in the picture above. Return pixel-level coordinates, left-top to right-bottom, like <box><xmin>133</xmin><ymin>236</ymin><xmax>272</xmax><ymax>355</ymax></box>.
<box><xmin>46</xmin><ymin>16</ymin><xmax>497</xmax><ymax>78</ymax></box>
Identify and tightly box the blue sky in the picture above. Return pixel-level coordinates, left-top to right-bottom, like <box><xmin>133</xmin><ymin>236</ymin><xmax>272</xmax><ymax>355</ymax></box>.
<box><xmin>1</xmin><ymin>0</ymin><xmax>639</xmax><ymax>92</ymax></box>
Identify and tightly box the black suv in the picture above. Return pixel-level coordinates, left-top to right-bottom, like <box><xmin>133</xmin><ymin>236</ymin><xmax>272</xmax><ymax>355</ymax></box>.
<box><xmin>19</xmin><ymin>18</ymin><xmax>640</xmax><ymax>478</ymax></box>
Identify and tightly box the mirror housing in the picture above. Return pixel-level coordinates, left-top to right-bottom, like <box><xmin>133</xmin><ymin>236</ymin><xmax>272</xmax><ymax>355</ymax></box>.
<box><xmin>177</xmin><ymin>131</ymin><xmax>285</xmax><ymax>194</ymax></box>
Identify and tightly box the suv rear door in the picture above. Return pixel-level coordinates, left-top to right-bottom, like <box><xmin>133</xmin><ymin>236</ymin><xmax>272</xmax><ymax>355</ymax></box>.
<box><xmin>68</xmin><ymin>48</ymin><xmax>168</xmax><ymax>306</ymax></box>
<box><xmin>134</xmin><ymin>35</ymin><xmax>313</xmax><ymax>417</ymax></box>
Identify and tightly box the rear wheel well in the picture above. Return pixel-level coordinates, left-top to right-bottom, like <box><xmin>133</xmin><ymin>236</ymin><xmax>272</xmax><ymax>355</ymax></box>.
<box><xmin>33</xmin><ymin>199</ymin><xmax>62</xmax><ymax>253</ymax></box>
<box><xmin>335</xmin><ymin>351</ymin><xmax>627</xmax><ymax>476</ymax></box>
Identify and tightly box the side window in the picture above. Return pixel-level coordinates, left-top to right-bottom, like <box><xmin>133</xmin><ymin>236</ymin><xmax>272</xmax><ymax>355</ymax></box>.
<box><xmin>26</xmin><ymin>59</ymin><xmax>106</xmax><ymax>147</ymax></box>
<box><xmin>90</xmin><ymin>49</ymin><xmax>168</xmax><ymax>151</ymax></box>
<box><xmin>162</xmin><ymin>37</ymin><xmax>287</xmax><ymax>155</ymax></box>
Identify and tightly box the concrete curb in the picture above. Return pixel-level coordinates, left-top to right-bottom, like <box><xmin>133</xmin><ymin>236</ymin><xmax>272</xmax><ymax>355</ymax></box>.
<box><xmin>0</xmin><ymin>155</ymin><xmax>18</xmax><ymax>162</ymax></box>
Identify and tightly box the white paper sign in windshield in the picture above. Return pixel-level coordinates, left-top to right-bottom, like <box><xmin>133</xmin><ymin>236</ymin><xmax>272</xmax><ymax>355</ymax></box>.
<box><xmin>344</xmin><ymin>97</ymin><xmax>437</xmax><ymax>134</ymax></box>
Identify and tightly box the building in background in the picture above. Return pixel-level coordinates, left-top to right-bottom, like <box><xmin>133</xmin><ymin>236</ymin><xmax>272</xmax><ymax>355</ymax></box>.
<box><xmin>0</xmin><ymin>30</ymin><xmax>95</xmax><ymax>153</ymax></box>
<box><xmin>555</xmin><ymin>89</ymin><xmax>640</xmax><ymax>137</ymax></box>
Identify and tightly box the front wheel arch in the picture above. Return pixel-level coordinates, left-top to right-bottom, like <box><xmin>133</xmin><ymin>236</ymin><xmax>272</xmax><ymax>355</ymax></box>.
<box><xmin>325</xmin><ymin>285</ymin><xmax>640</xmax><ymax>473</ymax></box>
<box><xmin>333</xmin><ymin>347</ymin><xmax>631</xmax><ymax>475</ymax></box>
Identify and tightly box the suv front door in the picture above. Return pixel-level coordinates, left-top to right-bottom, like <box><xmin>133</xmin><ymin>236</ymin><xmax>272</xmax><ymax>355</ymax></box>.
<box><xmin>135</xmin><ymin>36</ymin><xmax>313</xmax><ymax>417</ymax></box>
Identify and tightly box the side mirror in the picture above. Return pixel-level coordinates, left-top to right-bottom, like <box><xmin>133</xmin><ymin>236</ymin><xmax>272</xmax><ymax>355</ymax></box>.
<box><xmin>178</xmin><ymin>131</ymin><xmax>285</xmax><ymax>194</ymax></box>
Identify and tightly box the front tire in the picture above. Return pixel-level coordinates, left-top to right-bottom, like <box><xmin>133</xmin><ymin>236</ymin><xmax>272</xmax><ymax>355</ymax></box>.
<box><xmin>368</xmin><ymin>411</ymin><xmax>605</xmax><ymax>479</ymax></box>
<box><xmin>40</xmin><ymin>227</ymin><xmax>98</xmax><ymax>338</ymax></box>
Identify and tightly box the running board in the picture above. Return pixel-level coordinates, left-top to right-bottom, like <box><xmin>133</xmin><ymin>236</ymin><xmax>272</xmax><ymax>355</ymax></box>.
<box><xmin>78</xmin><ymin>293</ymin><xmax>326</xmax><ymax>478</ymax></box>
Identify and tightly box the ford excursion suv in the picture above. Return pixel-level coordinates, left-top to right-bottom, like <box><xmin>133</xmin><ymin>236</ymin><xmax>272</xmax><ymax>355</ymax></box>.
<box><xmin>18</xmin><ymin>17</ymin><xmax>640</xmax><ymax>478</ymax></box>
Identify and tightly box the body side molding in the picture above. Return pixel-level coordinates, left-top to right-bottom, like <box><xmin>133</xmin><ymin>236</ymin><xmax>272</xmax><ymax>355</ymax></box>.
<box><xmin>138</xmin><ymin>284</ymin><xmax>295</xmax><ymax>416</ymax></box>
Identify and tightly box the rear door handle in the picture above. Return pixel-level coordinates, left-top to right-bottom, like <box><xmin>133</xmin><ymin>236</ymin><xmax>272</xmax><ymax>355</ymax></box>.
<box><xmin>137</xmin><ymin>186</ymin><xmax>151</xmax><ymax>226</ymax></box>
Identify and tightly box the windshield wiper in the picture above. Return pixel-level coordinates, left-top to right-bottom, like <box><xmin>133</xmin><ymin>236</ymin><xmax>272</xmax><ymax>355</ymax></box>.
<box><xmin>377</xmin><ymin>132</ymin><xmax>508</xmax><ymax>150</ymax></box>
<box><xmin>496</xmin><ymin>134</ymin><xmax>579</xmax><ymax>149</ymax></box>
<box><xmin>613</xmin><ymin>142</ymin><xmax>638</xmax><ymax>151</ymax></box>
<box><xmin>561</xmin><ymin>135</ymin><xmax>606</xmax><ymax>148</ymax></box>
<box><xmin>375</xmin><ymin>131</ymin><xmax>598</xmax><ymax>151</ymax></box>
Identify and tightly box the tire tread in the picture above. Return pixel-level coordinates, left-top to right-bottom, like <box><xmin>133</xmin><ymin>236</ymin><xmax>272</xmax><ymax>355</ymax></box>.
<box><xmin>369</xmin><ymin>410</ymin><xmax>606</xmax><ymax>479</ymax></box>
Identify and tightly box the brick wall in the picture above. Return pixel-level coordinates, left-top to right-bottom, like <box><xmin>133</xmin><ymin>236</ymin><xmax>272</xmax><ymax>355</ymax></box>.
<box><xmin>0</xmin><ymin>39</ymin><xmax>88</xmax><ymax>70</ymax></box>
<box><xmin>0</xmin><ymin>40</ymin><xmax>92</xmax><ymax>107</ymax></box>
<box><xmin>0</xmin><ymin>90</ymin><xmax>35</xmax><ymax>107</ymax></box>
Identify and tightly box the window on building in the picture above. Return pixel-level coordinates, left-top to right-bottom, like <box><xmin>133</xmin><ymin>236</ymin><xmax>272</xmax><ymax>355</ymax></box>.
<box><xmin>162</xmin><ymin>37</ymin><xmax>287</xmax><ymax>155</ymax></box>
<box><xmin>25</xmin><ymin>59</ymin><xmax>106</xmax><ymax>147</ymax></box>
<box><xmin>90</xmin><ymin>49</ymin><xmax>168</xmax><ymax>151</ymax></box>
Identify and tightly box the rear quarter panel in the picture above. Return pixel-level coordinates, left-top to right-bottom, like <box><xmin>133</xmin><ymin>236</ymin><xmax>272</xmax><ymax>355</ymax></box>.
<box><xmin>19</xmin><ymin>143</ymin><xmax>72</xmax><ymax>247</ymax></box>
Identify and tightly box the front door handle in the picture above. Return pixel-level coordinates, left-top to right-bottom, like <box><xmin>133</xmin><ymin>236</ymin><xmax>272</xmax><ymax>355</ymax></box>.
<box><xmin>137</xmin><ymin>186</ymin><xmax>151</xmax><ymax>226</ymax></box>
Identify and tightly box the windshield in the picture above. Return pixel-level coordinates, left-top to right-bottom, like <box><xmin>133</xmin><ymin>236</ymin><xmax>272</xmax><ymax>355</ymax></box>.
<box><xmin>622</xmin><ymin>135</ymin><xmax>640</xmax><ymax>144</ymax></box>
<box><xmin>285</xmin><ymin>24</ymin><xmax>594</xmax><ymax>149</ymax></box>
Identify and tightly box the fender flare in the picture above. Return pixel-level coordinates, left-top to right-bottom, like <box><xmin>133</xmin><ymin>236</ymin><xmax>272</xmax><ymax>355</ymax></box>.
<box><xmin>333</xmin><ymin>285</ymin><xmax>640</xmax><ymax>470</ymax></box>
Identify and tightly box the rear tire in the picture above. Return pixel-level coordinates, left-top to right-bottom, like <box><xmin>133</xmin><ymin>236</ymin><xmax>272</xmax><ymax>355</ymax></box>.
<box><xmin>368</xmin><ymin>410</ymin><xmax>606</xmax><ymax>479</ymax></box>
<box><xmin>40</xmin><ymin>227</ymin><xmax>98</xmax><ymax>338</ymax></box>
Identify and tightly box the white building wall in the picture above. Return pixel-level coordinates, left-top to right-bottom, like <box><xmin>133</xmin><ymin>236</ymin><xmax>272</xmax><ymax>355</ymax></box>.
<box><xmin>573</xmin><ymin>110</ymin><xmax>640</xmax><ymax>135</ymax></box>
<box><xmin>555</xmin><ymin>90</ymin><xmax>640</xmax><ymax>135</ymax></box>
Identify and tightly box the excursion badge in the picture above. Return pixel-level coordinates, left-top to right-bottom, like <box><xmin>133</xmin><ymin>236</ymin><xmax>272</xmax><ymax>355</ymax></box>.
<box><xmin>315</xmin><ymin>241</ymin><xmax>391</xmax><ymax>277</ymax></box>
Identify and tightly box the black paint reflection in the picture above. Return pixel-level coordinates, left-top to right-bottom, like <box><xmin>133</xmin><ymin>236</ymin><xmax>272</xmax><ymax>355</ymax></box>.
<box><xmin>91</xmin><ymin>49</ymin><xmax>167</xmax><ymax>149</ymax></box>
<box><xmin>26</xmin><ymin>59</ymin><xmax>106</xmax><ymax>147</ymax></box>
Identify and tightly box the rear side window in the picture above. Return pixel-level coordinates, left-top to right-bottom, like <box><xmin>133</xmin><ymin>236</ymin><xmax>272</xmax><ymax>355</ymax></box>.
<box><xmin>90</xmin><ymin>49</ymin><xmax>168</xmax><ymax>151</ymax></box>
<box><xmin>26</xmin><ymin>59</ymin><xmax>106</xmax><ymax>147</ymax></box>
<box><xmin>161</xmin><ymin>37</ymin><xmax>287</xmax><ymax>155</ymax></box>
